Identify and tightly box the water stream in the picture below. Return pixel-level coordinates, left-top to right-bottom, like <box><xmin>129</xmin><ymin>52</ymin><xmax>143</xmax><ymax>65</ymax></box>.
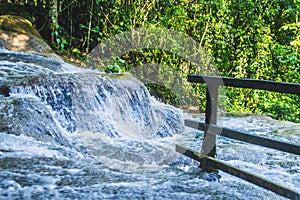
<box><xmin>0</xmin><ymin>49</ymin><xmax>299</xmax><ymax>199</ymax></box>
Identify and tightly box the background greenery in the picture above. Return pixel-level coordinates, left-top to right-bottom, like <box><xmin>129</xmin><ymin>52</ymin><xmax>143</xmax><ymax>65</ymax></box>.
<box><xmin>0</xmin><ymin>0</ymin><xmax>299</xmax><ymax>122</ymax></box>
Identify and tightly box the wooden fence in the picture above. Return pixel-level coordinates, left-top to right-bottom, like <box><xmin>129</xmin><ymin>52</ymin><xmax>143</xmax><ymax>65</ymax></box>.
<box><xmin>176</xmin><ymin>74</ymin><xmax>300</xmax><ymax>199</ymax></box>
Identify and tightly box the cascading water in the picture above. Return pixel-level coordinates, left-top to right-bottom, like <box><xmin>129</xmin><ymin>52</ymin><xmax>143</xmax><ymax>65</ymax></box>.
<box><xmin>0</xmin><ymin>49</ymin><xmax>299</xmax><ymax>199</ymax></box>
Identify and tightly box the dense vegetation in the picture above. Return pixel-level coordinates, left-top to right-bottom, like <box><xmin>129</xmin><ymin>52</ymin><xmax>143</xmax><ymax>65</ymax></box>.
<box><xmin>1</xmin><ymin>0</ymin><xmax>299</xmax><ymax>122</ymax></box>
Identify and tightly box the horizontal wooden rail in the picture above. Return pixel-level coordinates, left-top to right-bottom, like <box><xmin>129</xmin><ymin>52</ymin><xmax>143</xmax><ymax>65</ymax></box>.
<box><xmin>188</xmin><ymin>75</ymin><xmax>300</xmax><ymax>95</ymax></box>
<box><xmin>176</xmin><ymin>145</ymin><xmax>300</xmax><ymax>200</ymax></box>
<box><xmin>185</xmin><ymin>119</ymin><xmax>300</xmax><ymax>156</ymax></box>
<box><xmin>184</xmin><ymin>74</ymin><xmax>300</xmax><ymax>198</ymax></box>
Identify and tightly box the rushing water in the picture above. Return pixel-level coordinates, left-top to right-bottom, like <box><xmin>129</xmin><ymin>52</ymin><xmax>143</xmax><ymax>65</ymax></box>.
<box><xmin>0</xmin><ymin>49</ymin><xmax>299</xmax><ymax>199</ymax></box>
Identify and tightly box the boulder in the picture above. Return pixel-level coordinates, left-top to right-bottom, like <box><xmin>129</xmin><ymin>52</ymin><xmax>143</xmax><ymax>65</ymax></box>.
<box><xmin>0</xmin><ymin>15</ymin><xmax>53</xmax><ymax>54</ymax></box>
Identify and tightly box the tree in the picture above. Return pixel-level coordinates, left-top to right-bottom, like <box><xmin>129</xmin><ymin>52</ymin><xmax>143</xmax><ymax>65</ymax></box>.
<box><xmin>49</xmin><ymin>0</ymin><xmax>58</xmax><ymax>46</ymax></box>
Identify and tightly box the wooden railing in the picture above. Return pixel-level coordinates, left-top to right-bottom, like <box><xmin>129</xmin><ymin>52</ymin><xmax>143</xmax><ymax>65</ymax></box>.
<box><xmin>176</xmin><ymin>74</ymin><xmax>300</xmax><ymax>199</ymax></box>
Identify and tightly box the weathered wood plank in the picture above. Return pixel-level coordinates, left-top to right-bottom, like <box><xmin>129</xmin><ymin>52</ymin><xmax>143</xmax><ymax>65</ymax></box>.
<box><xmin>185</xmin><ymin>119</ymin><xmax>300</xmax><ymax>156</ymax></box>
<box><xmin>187</xmin><ymin>74</ymin><xmax>300</xmax><ymax>95</ymax></box>
<box><xmin>176</xmin><ymin>145</ymin><xmax>300</xmax><ymax>200</ymax></box>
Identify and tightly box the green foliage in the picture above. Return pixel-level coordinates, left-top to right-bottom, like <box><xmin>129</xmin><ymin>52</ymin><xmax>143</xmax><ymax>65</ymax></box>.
<box><xmin>1</xmin><ymin>0</ymin><xmax>299</xmax><ymax>122</ymax></box>
<box><xmin>104</xmin><ymin>57</ymin><xmax>125</xmax><ymax>73</ymax></box>
<box><xmin>146</xmin><ymin>83</ymin><xmax>180</xmax><ymax>105</ymax></box>
<box><xmin>51</xmin><ymin>23</ymin><xmax>68</xmax><ymax>51</ymax></box>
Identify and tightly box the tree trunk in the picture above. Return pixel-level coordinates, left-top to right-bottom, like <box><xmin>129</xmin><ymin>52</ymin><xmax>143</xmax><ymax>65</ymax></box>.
<box><xmin>49</xmin><ymin>0</ymin><xmax>58</xmax><ymax>45</ymax></box>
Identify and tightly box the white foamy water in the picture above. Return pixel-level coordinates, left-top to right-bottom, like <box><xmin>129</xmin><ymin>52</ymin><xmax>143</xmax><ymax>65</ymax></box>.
<box><xmin>0</xmin><ymin>50</ymin><xmax>299</xmax><ymax>199</ymax></box>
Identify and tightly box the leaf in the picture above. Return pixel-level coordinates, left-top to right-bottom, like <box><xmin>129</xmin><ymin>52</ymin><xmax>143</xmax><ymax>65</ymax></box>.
<box><xmin>80</xmin><ymin>24</ymin><xmax>89</xmax><ymax>29</ymax></box>
<box><xmin>108</xmin><ymin>65</ymin><xmax>113</xmax><ymax>69</ymax></box>
<box><xmin>72</xmin><ymin>48</ymin><xmax>81</xmax><ymax>54</ymax></box>
<box><xmin>118</xmin><ymin>58</ymin><xmax>125</xmax><ymax>64</ymax></box>
<box><xmin>91</xmin><ymin>27</ymin><xmax>100</xmax><ymax>33</ymax></box>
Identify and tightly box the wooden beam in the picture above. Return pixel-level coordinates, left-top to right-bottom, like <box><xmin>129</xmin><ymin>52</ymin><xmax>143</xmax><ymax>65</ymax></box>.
<box><xmin>185</xmin><ymin>119</ymin><xmax>300</xmax><ymax>156</ymax></box>
<box><xmin>201</xmin><ymin>85</ymin><xmax>218</xmax><ymax>171</ymax></box>
<box><xmin>176</xmin><ymin>145</ymin><xmax>300</xmax><ymax>200</ymax></box>
<box><xmin>187</xmin><ymin>74</ymin><xmax>300</xmax><ymax>95</ymax></box>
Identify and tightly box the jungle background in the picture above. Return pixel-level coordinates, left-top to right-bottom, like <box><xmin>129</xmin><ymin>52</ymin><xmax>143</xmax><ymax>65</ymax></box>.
<box><xmin>0</xmin><ymin>0</ymin><xmax>299</xmax><ymax>122</ymax></box>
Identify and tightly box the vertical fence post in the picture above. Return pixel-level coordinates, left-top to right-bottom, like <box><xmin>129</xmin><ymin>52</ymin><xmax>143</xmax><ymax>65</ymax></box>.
<box><xmin>200</xmin><ymin>84</ymin><xmax>219</xmax><ymax>172</ymax></box>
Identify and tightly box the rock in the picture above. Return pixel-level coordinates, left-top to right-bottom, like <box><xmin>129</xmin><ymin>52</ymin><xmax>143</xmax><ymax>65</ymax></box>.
<box><xmin>0</xmin><ymin>15</ymin><xmax>53</xmax><ymax>54</ymax></box>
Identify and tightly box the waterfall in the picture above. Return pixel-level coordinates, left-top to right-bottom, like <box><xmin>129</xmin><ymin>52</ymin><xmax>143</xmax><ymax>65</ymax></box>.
<box><xmin>1</xmin><ymin>49</ymin><xmax>299</xmax><ymax>199</ymax></box>
<box><xmin>0</xmin><ymin>49</ymin><xmax>185</xmax><ymax>166</ymax></box>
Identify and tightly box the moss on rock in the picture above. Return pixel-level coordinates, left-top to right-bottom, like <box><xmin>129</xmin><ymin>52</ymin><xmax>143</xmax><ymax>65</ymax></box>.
<box><xmin>0</xmin><ymin>15</ymin><xmax>41</xmax><ymax>38</ymax></box>
<box><xmin>0</xmin><ymin>15</ymin><xmax>53</xmax><ymax>54</ymax></box>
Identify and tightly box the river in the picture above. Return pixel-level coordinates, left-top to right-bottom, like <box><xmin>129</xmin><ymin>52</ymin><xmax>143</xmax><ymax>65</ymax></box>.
<box><xmin>0</xmin><ymin>49</ymin><xmax>299</xmax><ymax>199</ymax></box>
